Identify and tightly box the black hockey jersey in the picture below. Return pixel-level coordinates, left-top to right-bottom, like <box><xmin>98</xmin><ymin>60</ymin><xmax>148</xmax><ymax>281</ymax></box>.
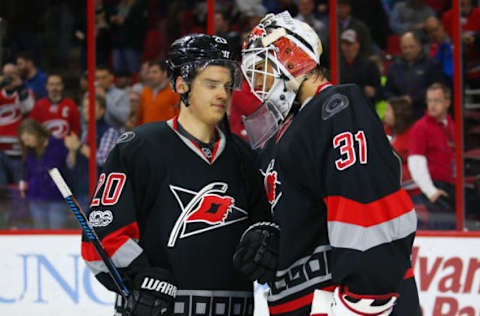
<box><xmin>81</xmin><ymin>117</ymin><xmax>272</xmax><ymax>316</ymax></box>
<box><xmin>259</xmin><ymin>84</ymin><xmax>417</xmax><ymax>315</ymax></box>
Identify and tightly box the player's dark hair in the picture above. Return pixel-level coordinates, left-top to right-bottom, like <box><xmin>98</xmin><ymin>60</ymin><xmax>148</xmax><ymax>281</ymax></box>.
<box><xmin>387</xmin><ymin>97</ymin><xmax>415</xmax><ymax>135</ymax></box>
<box><xmin>17</xmin><ymin>118</ymin><xmax>51</xmax><ymax>160</ymax></box>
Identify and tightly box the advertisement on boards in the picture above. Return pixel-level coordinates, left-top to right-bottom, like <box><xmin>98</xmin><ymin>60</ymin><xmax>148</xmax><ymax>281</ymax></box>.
<box><xmin>1</xmin><ymin>232</ymin><xmax>480</xmax><ymax>315</ymax></box>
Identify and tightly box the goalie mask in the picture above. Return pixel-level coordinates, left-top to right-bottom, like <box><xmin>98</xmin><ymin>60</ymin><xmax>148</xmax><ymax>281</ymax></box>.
<box><xmin>166</xmin><ymin>34</ymin><xmax>241</xmax><ymax>106</ymax></box>
<box><xmin>241</xmin><ymin>11</ymin><xmax>322</xmax><ymax>148</ymax></box>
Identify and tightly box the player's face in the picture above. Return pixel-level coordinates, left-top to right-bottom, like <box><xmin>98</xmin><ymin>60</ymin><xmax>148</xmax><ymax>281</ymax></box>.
<box><xmin>252</xmin><ymin>60</ymin><xmax>276</xmax><ymax>97</ymax></box>
<box><xmin>20</xmin><ymin>132</ymin><xmax>38</xmax><ymax>148</ymax></box>
<box><xmin>188</xmin><ymin>65</ymin><xmax>233</xmax><ymax>126</ymax></box>
<box><xmin>426</xmin><ymin>88</ymin><xmax>450</xmax><ymax>120</ymax></box>
<box><xmin>46</xmin><ymin>76</ymin><xmax>64</xmax><ymax>98</ymax></box>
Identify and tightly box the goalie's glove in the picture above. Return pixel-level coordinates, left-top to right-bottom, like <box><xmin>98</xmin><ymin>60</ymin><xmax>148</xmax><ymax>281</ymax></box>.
<box><xmin>125</xmin><ymin>268</ymin><xmax>177</xmax><ymax>316</ymax></box>
<box><xmin>310</xmin><ymin>286</ymin><xmax>397</xmax><ymax>316</ymax></box>
<box><xmin>233</xmin><ymin>222</ymin><xmax>279</xmax><ymax>284</ymax></box>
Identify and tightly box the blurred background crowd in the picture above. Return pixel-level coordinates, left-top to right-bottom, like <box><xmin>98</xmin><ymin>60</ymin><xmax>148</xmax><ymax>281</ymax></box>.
<box><xmin>0</xmin><ymin>0</ymin><xmax>479</xmax><ymax>230</ymax></box>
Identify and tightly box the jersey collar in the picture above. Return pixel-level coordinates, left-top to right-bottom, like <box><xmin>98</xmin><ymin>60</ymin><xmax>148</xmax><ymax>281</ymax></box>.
<box><xmin>167</xmin><ymin>116</ymin><xmax>226</xmax><ymax>165</ymax></box>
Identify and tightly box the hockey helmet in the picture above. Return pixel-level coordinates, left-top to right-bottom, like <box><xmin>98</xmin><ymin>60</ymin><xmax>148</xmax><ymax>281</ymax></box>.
<box><xmin>241</xmin><ymin>11</ymin><xmax>322</xmax><ymax>148</ymax></box>
<box><xmin>166</xmin><ymin>34</ymin><xmax>241</xmax><ymax>106</ymax></box>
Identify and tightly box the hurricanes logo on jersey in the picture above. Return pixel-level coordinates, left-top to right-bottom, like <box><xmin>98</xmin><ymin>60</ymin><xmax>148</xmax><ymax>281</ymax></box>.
<box><xmin>261</xmin><ymin>159</ymin><xmax>282</xmax><ymax>213</ymax></box>
<box><xmin>168</xmin><ymin>182</ymin><xmax>248</xmax><ymax>247</ymax></box>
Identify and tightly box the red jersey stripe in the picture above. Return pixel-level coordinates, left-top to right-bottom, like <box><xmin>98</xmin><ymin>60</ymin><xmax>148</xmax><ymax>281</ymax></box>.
<box><xmin>81</xmin><ymin>221</ymin><xmax>140</xmax><ymax>261</ymax></box>
<box><xmin>324</xmin><ymin>189</ymin><xmax>414</xmax><ymax>227</ymax></box>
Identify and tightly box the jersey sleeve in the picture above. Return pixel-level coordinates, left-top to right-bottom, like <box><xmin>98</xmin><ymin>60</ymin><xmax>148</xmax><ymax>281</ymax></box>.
<box><xmin>320</xmin><ymin>85</ymin><xmax>416</xmax><ymax>298</ymax></box>
<box><xmin>81</xmin><ymin>132</ymin><xmax>152</xmax><ymax>293</ymax></box>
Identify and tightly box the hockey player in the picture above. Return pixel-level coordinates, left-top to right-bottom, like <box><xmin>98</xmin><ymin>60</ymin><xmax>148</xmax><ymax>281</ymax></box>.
<box><xmin>233</xmin><ymin>11</ymin><xmax>421</xmax><ymax>316</ymax></box>
<box><xmin>81</xmin><ymin>33</ymin><xmax>279</xmax><ymax>316</ymax></box>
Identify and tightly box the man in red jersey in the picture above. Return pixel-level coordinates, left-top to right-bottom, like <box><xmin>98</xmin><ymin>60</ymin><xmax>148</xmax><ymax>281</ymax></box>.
<box><xmin>30</xmin><ymin>74</ymin><xmax>80</xmax><ymax>138</ymax></box>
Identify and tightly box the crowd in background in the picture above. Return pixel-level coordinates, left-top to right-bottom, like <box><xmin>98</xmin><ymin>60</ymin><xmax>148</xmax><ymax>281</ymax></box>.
<box><xmin>0</xmin><ymin>0</ymin><xmax>479</xmax><ymax>230</ymax></box>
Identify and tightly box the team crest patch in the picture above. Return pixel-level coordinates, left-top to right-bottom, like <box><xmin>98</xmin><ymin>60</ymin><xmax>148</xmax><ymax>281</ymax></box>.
<box><xmin>260</xmin><ymin>159</ymin><xmax>282</xmax><ymax>214</ymax></box>
<box><xmin>322</xmin><ymin>93</ymin><xmax>349</xmax><ymax>120</ymax></box>
<box><xmin>167</xmin><ymin>182</ymin><xmax>248</xmax><ymax>247</ymax></box>
<box><xmin>116</xmin><ymin>131</ymin><xmax>136</xmax><ymax>144</ymax></box>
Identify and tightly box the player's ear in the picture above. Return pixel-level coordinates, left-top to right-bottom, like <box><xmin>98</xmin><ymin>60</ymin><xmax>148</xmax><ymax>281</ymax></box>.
<box><xmin>175</xmin><ymin>77</ymin><xmax>189</xmax><ymax>94</ymax></box>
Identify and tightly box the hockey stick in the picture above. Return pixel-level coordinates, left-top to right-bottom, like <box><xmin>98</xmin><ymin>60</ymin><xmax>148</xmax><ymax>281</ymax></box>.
<box><xmin>48</xmin><ymin>168</ymin><xmax>130</xmax><ymax>302</ymax></box>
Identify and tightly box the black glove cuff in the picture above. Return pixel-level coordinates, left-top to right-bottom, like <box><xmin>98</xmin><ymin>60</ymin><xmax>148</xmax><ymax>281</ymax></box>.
<box><xmin>240</xmin><ymin>221</ymin><xmax>280</xmax><ymax>241</ymax></box>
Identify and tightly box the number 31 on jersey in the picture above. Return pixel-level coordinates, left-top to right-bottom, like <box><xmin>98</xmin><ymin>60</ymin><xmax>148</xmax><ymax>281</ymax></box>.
<box><xmin>333</xmin><ymin>131</ymin><xmax>367</xmax><ymax>171</ymax></box>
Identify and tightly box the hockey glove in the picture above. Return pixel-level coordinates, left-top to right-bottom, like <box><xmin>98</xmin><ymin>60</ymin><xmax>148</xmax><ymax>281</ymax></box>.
<box><xmin>125</xmin><ymin>268</ymin><xmax>177</xmax><ymax>316</ymax></box>
<box><xmin>233</xmin><ymin>222</ymin><xmax>279</xmax><ymax>284</ymax></box>
<box><xmin>310</xmin><ymin>286</ymin><xmax>397</xmax><ymax>316</ymax></box>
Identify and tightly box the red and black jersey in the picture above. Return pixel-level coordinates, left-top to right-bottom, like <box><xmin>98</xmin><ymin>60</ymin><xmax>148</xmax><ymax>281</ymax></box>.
<box><xmin>30</xmin><ymin>97</ymin><xmax>80</xmax><ymax>138</ymax></box>
<box><xmin>259</xmin><ymin>84</ymin><xmax>419</xmax><ymax>315</ymax></box>
<box><xmin>81</xmin><ymin>118</ymin><xmax>272</xmax><ymax>316</ymax></box>
<box><xmin>0</xmin><ymin>89</ymin><xmax>34</xmax><ymax>156</ymax></box>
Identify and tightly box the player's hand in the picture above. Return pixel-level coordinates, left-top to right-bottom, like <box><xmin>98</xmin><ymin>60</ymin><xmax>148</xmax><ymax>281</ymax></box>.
<box><xmin>125</xmin><ymin>267</ymin><xmax>177</xmax><ymax>316</ymax></box>
<box><xmin>233</xmin><ymin>222</ymin><xmax>279</xmax><ymax>284</ymax></box>
<box><xmin>429</xmin><ymin>189</ymin><xmax>448</xmax><ymax>203</ymax></box>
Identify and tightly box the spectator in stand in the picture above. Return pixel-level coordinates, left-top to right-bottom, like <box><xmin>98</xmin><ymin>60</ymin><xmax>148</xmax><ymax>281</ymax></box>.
<box><xmin>408</xmin><ymin>83</ymin><xmax>455</xmax><ymax>229</ymax></box>
<box><xmin>295</xmin><ymin>0</ymin><xmax>328</xmax><ymax>44</ymax></box>
<box><xmin>29</xmin><ymin>74</ymin><xmax>80</xmax><ymax>139</ymax></box>
<box><xmin>384</xmin><ymin>31</ymin><xmax>448</xmax><ymax>118</ymax></box>
<box><xmin>390</xmin><ymin>0</ymin><xmax>435</xmax><ymax>35</ymax></box>
<box><xmin>17</xmin><ymin>119</ymin><xmax>69</xmax><ymax>229</ymax></box>
<box><xmin>109</xmin><ymin>0</ymin><xmax>148</xmax><ymax>74</ymax></box>
<box><xmin>348</xmin><ymin>0</ymin><xmax>390</xmax><ymax>50</ymax></box>
<box><xmin>369</xmin><ymin>55</ymin><xmax>388</xmax><ymax>119</ymax></box>
<box><xmin>442</xmin><ymin>0</ymin><xmax>480</xmax><ymax>39</ymax></box>
<box><xmin>74</xmin><ymin>0</ymin><xmax>111</xmax><ymax>70</ymax></box>
<box><xmin>126</xmin><ymin>90</ymin><xmax>140</xmax><ymax>130</ymax></box>
<box><xmin>337</xmin><ymin>0</ymin><xmax>374</xmax><ymax>57</ymax></box>
<box><xmin>136</xmin><ymin>60</ymin><xmax>179</xmax><ymax>126</ymax></box>
<box><xmin>131</xmin><ymin>61</ymin><xmax>150</xmax><ymax>94</ymax></box>
<box><xmin>64</xmin><ymin>93</ymin><xmax>120</xmax><ymax>209</ymax></box>
<box><xmin>383</xmin><ymin>97</ymin><xmax>418</xmax><ymax>196</ymax></box>
<box><xmin>214</xmin><ymin>10</ymin><xmax>242</xmax><ymax>61</ymax></box>
<box><xmin>0</xmin><ymin>63</ymin><xmax>34</xmax><ymax>186</ymax></box>
<box><xmin>16</xmin><ymin>51</ymin><xmax>47</xmax><ymax>100</ymax></box>
<box><xmin>95</xmin><ymin>65</ymin><xmax>130</xmax><ymax>129</ymax></box>
<box><xmin>114</xmin><ymin>70</ymin><xmax>132</xmax><ymax>91</ymax></box>
<box><xmin>424</xmin><ymin>16</ymin><xmax>453</xmax><ymax>80</ymax></box>
<box><xmin>443</xmin><ymin>0</ymin><xmax>480</xmax><ymax>89</ymax></box>
<box><xmin>339</xmin><ymin>29</ymin><xmax>382</xmax><ymax>108</ymax></box>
